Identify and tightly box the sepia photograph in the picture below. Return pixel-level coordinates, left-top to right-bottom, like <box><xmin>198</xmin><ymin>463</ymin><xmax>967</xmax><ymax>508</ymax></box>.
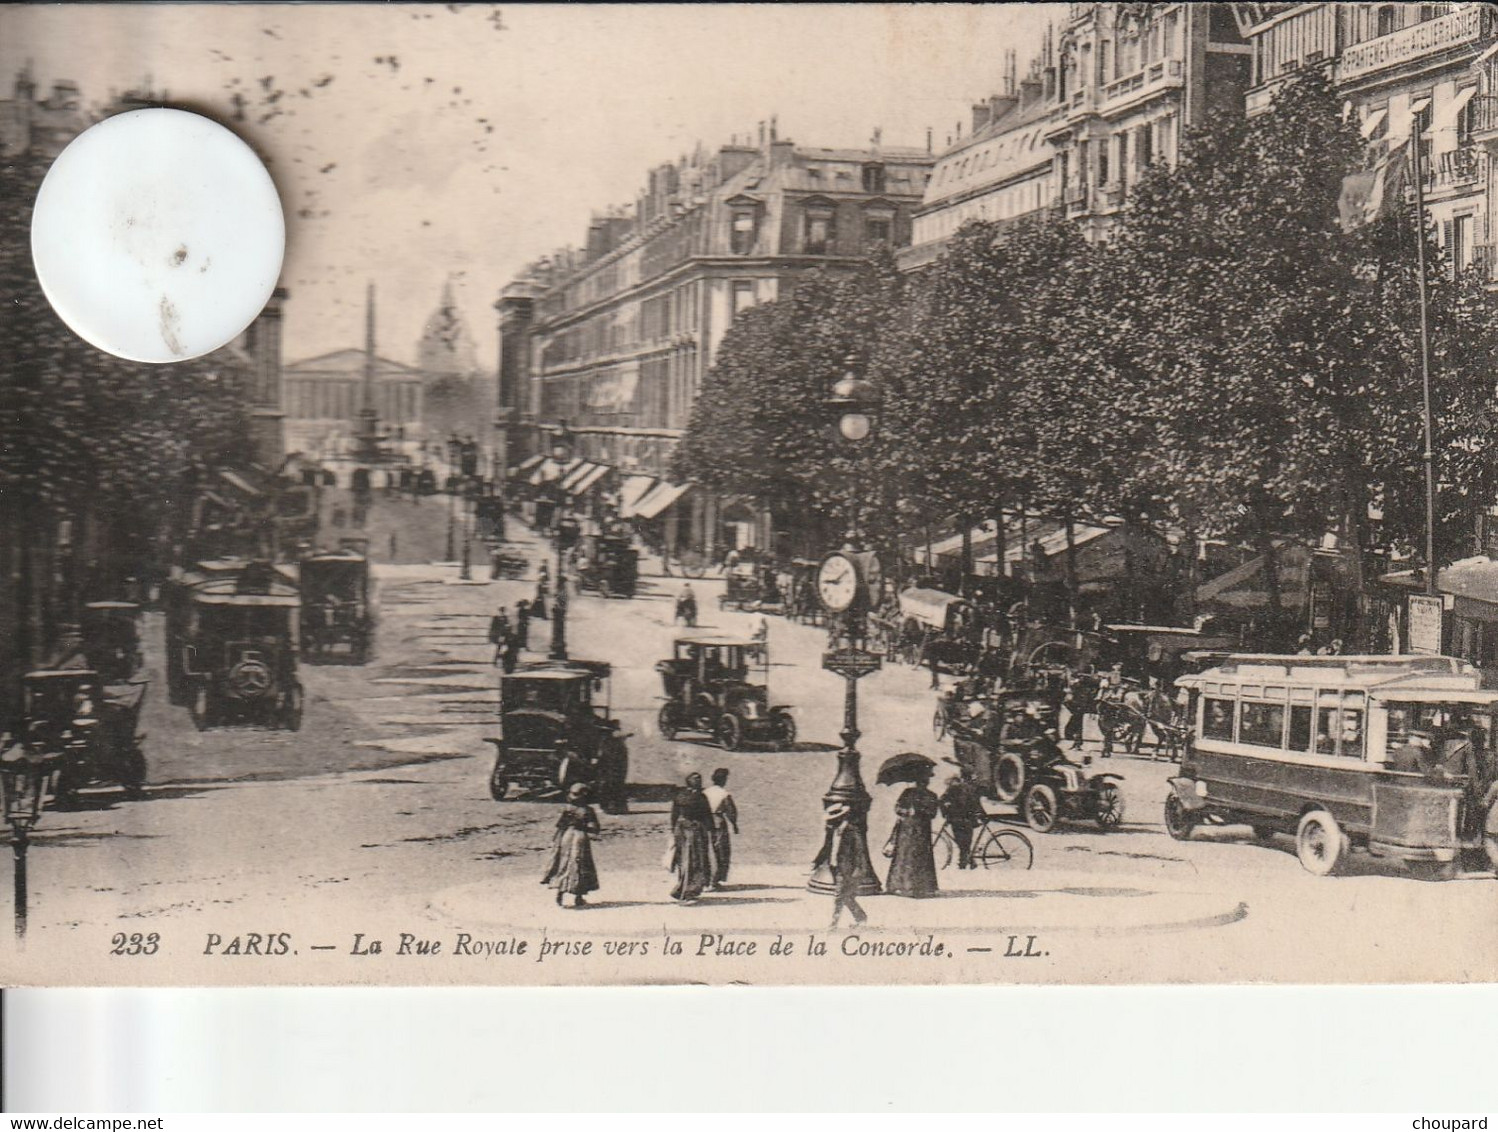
<box><xmin>0</xmin><ymin>1</ymin><xmax>1495</xmax><ymax>988</ymax></box>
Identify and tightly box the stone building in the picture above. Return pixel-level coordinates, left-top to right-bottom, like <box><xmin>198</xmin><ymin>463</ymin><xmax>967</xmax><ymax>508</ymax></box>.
<box><xmin>901</xmin><ymin>3</ymin><xmax>1253</xmax><ymax>269</ymax></box>
<box><xmin>497</xmin><ymin>124</ymin><xmax>933</xmax><ymax>554</ymax></box>
<box><xmin>282</xmin><ymin>347</ymin><xmax>424</xmax><ymax>458</ymax></box>
<box><xmin>1239</xmin><ymin>2</ymin><xmax>1496</xmax><ymax>277</ymax></box>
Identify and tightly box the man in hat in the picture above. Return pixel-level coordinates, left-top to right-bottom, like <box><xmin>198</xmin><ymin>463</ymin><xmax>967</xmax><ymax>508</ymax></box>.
<box><xmin>488</xmin><ymin>606</ymin><xmax>511</xmax><ymax>666</ymax></box>
<box><xmin>819</xmin><ymin>802</ymin><xmax>870</xmax><ymax>929</ymax></box>
<box><xmin>515</xmin><ymin>599</ymin><xmax>532</xmax><ymax>649</ymax></box>
<box><xmin>703</xmin><ymin>767</ymin><xmax>739</xmax><ymax>889</ymax></box>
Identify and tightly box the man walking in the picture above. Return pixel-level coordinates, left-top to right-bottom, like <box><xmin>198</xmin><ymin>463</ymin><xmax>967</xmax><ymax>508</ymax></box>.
<box><xmin>515</xmin><ymin>599</ymin><xmax>531</xmax><ymax>649</ymax></box>
<box><xmin>703</xmin><ymin>768</ymin><xmax>739</xmax><ymax>889</ymax></box>
<box><xmin>1063</xmin><ymin>666</ymin><xmax>1098</xmax><ymax>750</ymax></box>
<box><xmin>488</xmin><ymin>607</ymin><xmax>512</xmax><ymax>666</ymax></box>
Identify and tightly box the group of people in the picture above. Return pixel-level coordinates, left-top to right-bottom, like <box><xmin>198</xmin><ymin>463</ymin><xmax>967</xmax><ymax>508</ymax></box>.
<box><xmin>539</xmin><ymin>769</ymin><xmax>740</xmax><ymax>908</ymax></box>
<box><xmin>487</xmin><ymin>564</ymin><xmax>555</xmax><ymax>674</ymax></box>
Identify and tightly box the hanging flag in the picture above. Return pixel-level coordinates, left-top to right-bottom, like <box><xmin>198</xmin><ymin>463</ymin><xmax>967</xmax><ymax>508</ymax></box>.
<box><xmin>1338</xmin><ymin>145</ymin><xmax>1407</xmax><ymax>233</ymax></box>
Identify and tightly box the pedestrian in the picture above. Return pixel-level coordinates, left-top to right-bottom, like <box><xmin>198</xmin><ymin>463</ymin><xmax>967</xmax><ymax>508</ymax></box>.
<box><xmin>750</xmin><ymin>613</ymin><xmax>769</xmax><ymax>661</ymax></box>
<box><xmin>501</xmin><ymin>630</ymin><xmax>522</xmax><ymax>674</ymax></box>
<box><xmin>668</xmin><ymin>772</ymin><xmax>713</xmax><ymax>903</ymax></box>
<box><xmin>540</xmin><ymin>782</ymin><xmax>600</xmax><ymax>909</ymax></box>
<box><xmin>817</xmin><ymin>802</ymin><xmax>872</xmax><ymax>929</ymax></box>
<box><xmin>488</xmin><ymin>607</ymin><xmax>511</xmax><ymax>666</ymax></box>
<box><xmin>925</xmin><ymin>641</ymin><xmax>941</xmax><ymax>690</ymax></box>
<box><xmin>533</xmin><ymin>571</ymin><xmax>549</xmax><ymax>620</ymax></box>
<box><xmin>703</xmin><ymin>767</ymin><xmax>739</xmax><ymax>889</ymax></box>
<box><xmin>884</xmin><ymin>765</ymin><xmax>940</xmax><ymax>898</ymax></box>
<box><xmin>388</xmin><ymin>530</ymin><xmax>398</xmax><ymax>562</ymax></box>
<box><xmin>515</xmin><ymin>599</ymin><xmax>531</xmax><ymax>649</ymax></box>
<box><xmin>675</xmin><ymin>583</ymin><xmax>697</xmax><ymax>628</ymax></box>
<box><xmin>1064</xmin><ymin>666</ymin><xmax>1098</xmax><ymax>750</ymax></box>
<box><xmin>939</xmin><ymin>775</ymin><xmax>984</xmax><ymax>869</ymax></box>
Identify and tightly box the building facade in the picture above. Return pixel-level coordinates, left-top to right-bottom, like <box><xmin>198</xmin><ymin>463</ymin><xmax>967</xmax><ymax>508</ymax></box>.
<box><xmin>498</xmin><ymin>126</ymin><xmax>933</xmax><ymax>552</ymax></box>
<box><xmin>283</xmin><ymin>348</ymin><xmax>424</xmax><ymax>458</ymax></box>
<box><xmin>1240</xmin><ymin>3</ymin><xmax>1496</xmax><ymax>276</ymax></box>
<box><xmin>902</xmin><ymin>3</ymin><xmax>1253</xmax><ymax>269</ymax></box>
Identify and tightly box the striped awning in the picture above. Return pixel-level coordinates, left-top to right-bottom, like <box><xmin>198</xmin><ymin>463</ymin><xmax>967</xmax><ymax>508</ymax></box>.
<box><xmin>618</xmin><ymin>475</ymin><xmax>657</xmax><ymax>517</ymax></box>
<box><xmin>565</xmin><ymin>463</ymin><xmax>611</xmax><ymax>496</ymax></box>
<box><xmin>632</xmin><ymin>480</ymin><xmax>691</xmax><ymax>520</ymax></box>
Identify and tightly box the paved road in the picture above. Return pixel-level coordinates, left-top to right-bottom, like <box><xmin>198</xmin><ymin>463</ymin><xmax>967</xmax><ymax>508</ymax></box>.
<box><xmin>9</xmin><ymin>506</ymin><xmax>1495</xmax><ymax>986</ymax></box>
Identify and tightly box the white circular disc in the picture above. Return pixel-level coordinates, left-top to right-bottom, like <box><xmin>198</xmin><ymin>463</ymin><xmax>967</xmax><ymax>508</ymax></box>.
<box><xmin>30</xmin><ymin>107</ymin><xmax>285</xmax><ymax>363</ymax></box>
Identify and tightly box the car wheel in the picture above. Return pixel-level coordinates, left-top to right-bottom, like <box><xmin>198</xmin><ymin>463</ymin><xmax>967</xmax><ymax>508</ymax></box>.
<box><xmin>932</xmin><ymin>707</ymin><xmax>947</xmax><ymax>741</ymax></box>
<box><xmin>1407</xmin><ymin>858</ymin><xmax>1457</xmax><ymax>882</ymax></box>
<box><xmin>1295</xmin><ymin>809</ymin><xmax>1349</xmax><ymax>877</ymax></box>
<box><xmin>191</xmin><ymin>686</ymin><xmax>216</xmax><ymax>731</ymax></box>
<box><xmin>717</xmin><ymin>714</ymin><xmax>743</xmax><ymax>751</ymax></box>
<box><xmin>1094</xmin><ymin>782</ymin><xmax>1125</xmax><ymax>830</ymax></box>
<box><xmin>773</xmin><ymin>711</ymin><xmax>796</xmax><ymax>749</ymax></box>
<box><xmin>488</xmin><ymin>760</ymin><xmax>510</xmax><ymax>802</ymax></box>
<box><xmin>657</xmin><ymin>704</ymin><xmax>678</xmax><ymax>741</ymax></box>
<box><xmin>1163</xmin><ymin>793</ymin><xmax>1196</xmax><ymax>841</ymax></box>
<box><xmin>995</xmin><ymin>752</ymin><xmax>1027</xmax><ymax>803</ymax></box>
<box><xmin>281</xmin><ymin>684</ymin><xmax>304</xmax><ymax>731</ymax></box>
<box><xmin>118</xmin><ymin>744</ymin><xmax>148</xmax><ymax>799</ymax></box>
<box><xmin>1022</xmin><ymin>783</ymin><xmax>1058</xmax><ymax>834</ymax></box>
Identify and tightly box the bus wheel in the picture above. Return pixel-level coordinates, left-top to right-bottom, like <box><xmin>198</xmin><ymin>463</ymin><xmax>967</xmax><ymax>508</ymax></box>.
<box><xmin>1163</xmin><ymin>794</ymin><xmax>1196</xmax><ymax>841</ymax></box>
<box><xmin>1295</xmin><ymin>810</ymin><xmax>1348</xmax><ymax>877</ymax></box>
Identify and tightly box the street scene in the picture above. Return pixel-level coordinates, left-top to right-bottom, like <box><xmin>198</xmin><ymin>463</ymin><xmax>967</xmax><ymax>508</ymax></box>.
<box><xmin>2</xmin><ymin>3</ymin><xmax>1497</xmax><ymax>987</ymax></box>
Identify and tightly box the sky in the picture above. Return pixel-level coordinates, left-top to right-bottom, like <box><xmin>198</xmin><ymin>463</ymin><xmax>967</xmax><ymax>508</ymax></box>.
<box><xmin>1</xmin><ymin>3</ymin><xmax>1061</xmax><ymax>368</ymax></box>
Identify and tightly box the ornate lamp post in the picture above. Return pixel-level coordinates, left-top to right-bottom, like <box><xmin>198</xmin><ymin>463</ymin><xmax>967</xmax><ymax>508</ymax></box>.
<box><xmin>0</xmin><ymin>742</ymin><xmax>62</xmax><ymax>943</ymax></box>
<box><xmin>549</xmin><ymin>423</ymin><xmax>574</xmax><ymax>661</ymax></box>
<box><xmin>808</xmin><ymin>360</ymin><xmax>884</xmax><ymax>898</ymax></box>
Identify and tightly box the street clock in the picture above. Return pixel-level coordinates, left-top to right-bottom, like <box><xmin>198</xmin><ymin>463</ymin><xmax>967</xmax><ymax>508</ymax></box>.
<box><xmin>817</xmin><ymin>550</ymin><xmax>882</xmax><ymax>614</ymax></box>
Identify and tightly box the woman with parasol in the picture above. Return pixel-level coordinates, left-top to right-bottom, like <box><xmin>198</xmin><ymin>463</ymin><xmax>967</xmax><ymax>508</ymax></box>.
<box><xmin>877</xmin><ymin>753</ymin><xmax>940</xmax><ymax>898</ymax></box>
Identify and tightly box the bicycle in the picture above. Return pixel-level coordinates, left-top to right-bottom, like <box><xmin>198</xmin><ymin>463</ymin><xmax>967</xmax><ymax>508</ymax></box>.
<box><xmin>933</xmin><ymin>818</ymin><xmax>1034</xmax><ymax>871</ymax></box>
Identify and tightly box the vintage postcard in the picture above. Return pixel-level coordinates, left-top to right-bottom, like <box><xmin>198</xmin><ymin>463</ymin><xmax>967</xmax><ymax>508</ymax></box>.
<box><xmin>0</xmin><ymin>2</ymin><xmax>1495</xmax><ymax>988</ymax></box>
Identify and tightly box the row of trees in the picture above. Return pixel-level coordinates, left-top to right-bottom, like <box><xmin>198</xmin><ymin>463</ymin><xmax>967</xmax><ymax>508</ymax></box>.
<box><xmin>674</xmin><ymin>75</ymin><xmax>1498</xmax><ymax>636</ymax></box>
<box><xmin>1</xmin><ymin>140</ymin><xmax>255</xmax><ymax>710</ymax></box>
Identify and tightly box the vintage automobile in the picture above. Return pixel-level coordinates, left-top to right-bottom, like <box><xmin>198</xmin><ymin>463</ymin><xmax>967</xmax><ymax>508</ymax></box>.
<box><xmin>483</xmin><ymin>659</ymin><xmax>629</xmax><ymax>813</ymax></box>
<box><xmin>14</xmin><ymin>669</ymin><xmax>149</xmax><ymax>803</ymax></box>
<box><xmin>949</xmin><ymin>699</ymin><xmax>1123</xmax><ymax>832</ymax></box>
<box><xmin>80</xmin><ymin>601</ymin><xmax>144</xmax><ymax>683</ymax></box>
<box><xmin>574</xmin><ymin>533</ymin><xmax>639</xmax><ymax>598</ymax></box>
<box><xmin>1168</xmin><ymin>653</ymin><xmax>1498</xmax><ymax>878</ymax></box>
<box><xmin>655</xmin><ymin>636</ymin><xmax>795</xmax><ymax>750</ymax></box>
<box><xmin>165</xmin><ymin>559</ymin><xmax>304</xmax><ymax>731</ymax></box>
<box><xmin>718</xmin><ymin>563</ymin><xmax>762</xmax><ymax>611</ymax></box>
<box><xmin>299</xmin><ymin>550</ymin><xmax>373</xmax><ymax>663</ymax></box>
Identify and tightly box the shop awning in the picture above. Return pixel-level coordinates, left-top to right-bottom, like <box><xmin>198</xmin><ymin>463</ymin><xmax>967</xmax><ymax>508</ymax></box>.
<box><xmin>1428</xmin><ymin>87</ymin><xmax>1476</xmax><ymax>135</ymax></box>
<box><xmin>565</xmin><ymin>463</ymin><xmax>611</xmax><ymax>496</ymax></box>
<box><xmin>560</xmin><ymin>461</ymin><xmax>600</xmax><ymax>491</ymax></box>
<box><xmin>632</xmin><ymin>480</ymin><xmax>691</xmax><ymax>520</ymax></box>
<box><xmin>618</xmin><ymin>475</ymin><xmax>657</xmax><ymax>517</ymax></box>
<box><xmin>512</xmin><ymin>454</ymin><xmax>545</xmax><ymax>477</ymax></box>
<box><xmin>898</xmin><ymin>587</ymin><xmax>964</xmax><ymax>630</ymax></box>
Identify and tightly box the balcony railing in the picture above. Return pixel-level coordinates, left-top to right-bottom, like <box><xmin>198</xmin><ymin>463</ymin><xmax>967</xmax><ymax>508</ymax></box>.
<box><xmin>1337</xmin><ymin>6</ymin><xmax>1489</xmax><ymax>83</ymax></box>
<box><xmin>1469</xmin><ymin>94</ymin><xmax>1498</xmax><ymax>137</ymax></box>
<box><xmin>1425</xmin><ymin>145</ymin><xmax>1483</xmax><ymax>192</ymax></box>
<box><xmin>1100</xmin><ymin>59</ymin><xmax>1184</xmax><ymax>107</ymax></box>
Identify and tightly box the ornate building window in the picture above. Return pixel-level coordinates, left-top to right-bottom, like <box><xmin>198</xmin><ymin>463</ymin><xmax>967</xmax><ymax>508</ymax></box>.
<box><xmin>861</xmin><ymin>163</ymin><xmax>886</xmax><ymax>193</ymax></box>
<box><xmin>802</xmin><ymin>198</ymin><xmax>837</xmax><ymax>255</ymax></box>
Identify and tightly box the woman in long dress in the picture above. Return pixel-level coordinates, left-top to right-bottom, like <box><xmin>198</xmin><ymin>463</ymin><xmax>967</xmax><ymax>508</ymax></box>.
<box><xmin>669</xmin><ymin>772</ymin><xmax>713</xmax><ymax>903</ymax></box>
<box><xmin>541</xmin><ymin>783</ymin><xmax>600</xmax><ymax>908</ymax></box>
<box><xmin>885</xmin><ymin>768</ymin><xmax>940</xmax><ymax>898</ymax></box>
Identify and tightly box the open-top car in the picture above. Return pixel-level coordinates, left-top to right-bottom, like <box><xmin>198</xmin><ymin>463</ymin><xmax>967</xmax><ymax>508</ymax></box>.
<box><xmin>165</xmin><ymin>559</ymin><xmax>304</xmax><ymax>730</ymax></box>
<box><xmin>655</xmin><ymin>636</ymin><xmax>794</xmax><ymax>750</ymax></box>
<box><xmin>484</xmin><ymin>659</ymin><xmax>629</xmax><ymax>813</ymax></box>
<box><xmin>13</xmin><ymin>669</ymin><xmax>149</xmax><ymax>803</ymax></box>
<box><xmin>299</xmin><ymin>550</ymin><xmax>373</xmax><ymax>663</ymax></box>
<box><xmin>575</xmin><ymin>533</ymin><xmax>639</xmax><ymax>598</ymax></box>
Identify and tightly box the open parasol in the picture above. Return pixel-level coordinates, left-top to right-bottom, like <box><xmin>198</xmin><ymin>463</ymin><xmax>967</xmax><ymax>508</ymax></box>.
<box><xmin>875</xmin><ymin>752</ymin><xmax>937</xmax><ymax>786</ymax></box>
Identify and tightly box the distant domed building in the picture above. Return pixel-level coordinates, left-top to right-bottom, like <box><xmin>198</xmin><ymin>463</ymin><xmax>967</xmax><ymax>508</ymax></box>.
<box><xmin>417</xmin><ymin>277</ymin><xmax>490</xmax><ymax>445</ymax></box>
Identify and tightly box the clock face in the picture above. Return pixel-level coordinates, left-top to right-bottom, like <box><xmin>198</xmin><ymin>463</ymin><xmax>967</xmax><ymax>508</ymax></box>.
<box><xmin>817</xmin><ymin>553</ymin><xmax>859</xmax><ymax>613</ymax></box>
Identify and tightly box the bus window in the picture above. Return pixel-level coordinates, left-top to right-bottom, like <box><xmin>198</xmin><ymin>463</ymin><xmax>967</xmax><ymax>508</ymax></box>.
<box><xmin>1288</xmin><ymin>704</ymin><xmax>1313</xmax><ymax>752</ymax></box>
<box><xmin>1202</xmin><ymin>697</ymin><xmax>1235</xmax><ymax>741</ymax></box>
<box><xmin>1240</xmin><ymin>701</ymin><xmax>1285</xmax><ymax>748</ymax></box>
<box><xmin>1340</xmin><ymin>709</ymin><xmax>1364</xmax><ymax>759</ymax></box>
<box><xmin>1315</xmin><ymin>708</ymin><xmax>1338</xmax><ymax>755</ymax></box>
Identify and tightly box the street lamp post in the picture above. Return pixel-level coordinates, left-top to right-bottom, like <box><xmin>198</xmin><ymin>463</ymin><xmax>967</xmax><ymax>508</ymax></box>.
<box><xmin>808</xmin><ymin>361</ymin><xmax>884</xmax><ymax>898</ymax></box>
<box><xmin>0</xmin><ymin>743</ymin><xmax>62</xmax><ymax>943</ymax></box>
